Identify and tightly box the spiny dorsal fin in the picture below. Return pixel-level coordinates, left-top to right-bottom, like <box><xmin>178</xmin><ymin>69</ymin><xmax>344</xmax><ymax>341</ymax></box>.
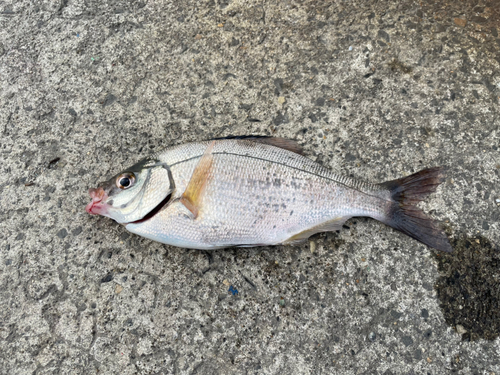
<box><xmin>180</xmin><ymin>141</ymin><xmax>215</xmax><ymax>219</ymax></box>
<box><xmin>213</xmin><ymin>135</ymin><xmax>304</xmax><ymax>155</ymax></box>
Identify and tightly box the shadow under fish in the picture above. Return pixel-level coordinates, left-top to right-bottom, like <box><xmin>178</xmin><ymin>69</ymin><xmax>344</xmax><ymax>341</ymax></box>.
<box><xmin>434</xmin><ymin>234</ymin><xmax>500</xmax><ymax>341</ymax></box>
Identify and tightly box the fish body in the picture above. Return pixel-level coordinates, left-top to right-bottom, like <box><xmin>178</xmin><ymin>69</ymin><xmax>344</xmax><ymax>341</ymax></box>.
<box><xmin>86</xmin><ymin>137</ymin><xmax>452</xmax><ymax>252</ymax></box>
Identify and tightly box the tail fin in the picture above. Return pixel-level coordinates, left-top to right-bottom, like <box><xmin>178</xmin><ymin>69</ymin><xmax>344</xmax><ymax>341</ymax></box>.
<box><xmin>379</xmin><ymin>167</ymin><xmax>453</xmax><ymax>252</ymax></box>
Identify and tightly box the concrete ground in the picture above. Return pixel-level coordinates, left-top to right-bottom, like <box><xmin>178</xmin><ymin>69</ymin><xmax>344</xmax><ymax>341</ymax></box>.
<box><xmin>1</xmin><ymin>0</ymin><xmax>499</xmax><ymax>374</ymax></box>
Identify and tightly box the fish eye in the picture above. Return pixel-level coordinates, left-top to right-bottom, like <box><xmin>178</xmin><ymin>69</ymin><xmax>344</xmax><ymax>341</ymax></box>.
<box><xmin>116</xmin><ymin>173</ymin><xmax>135</xmax><ymax>189</ymax></box>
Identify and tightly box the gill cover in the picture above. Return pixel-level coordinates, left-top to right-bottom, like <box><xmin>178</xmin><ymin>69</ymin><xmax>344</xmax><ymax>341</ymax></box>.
<box><xmin>98</xmin><ymin>158</ymin><xmax>174</xmax><ymax>224</ymax></box>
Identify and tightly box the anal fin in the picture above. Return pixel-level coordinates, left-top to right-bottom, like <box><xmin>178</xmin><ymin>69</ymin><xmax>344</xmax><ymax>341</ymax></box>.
<box><xmin>283</xmin><ymin>217</ymin><xmax>349</xmax><ymax>245</ymax></box>
<box><xmin>179</xmin><ymin>141</ymin><xmax>215</xmax><ymax>219</ymax></box>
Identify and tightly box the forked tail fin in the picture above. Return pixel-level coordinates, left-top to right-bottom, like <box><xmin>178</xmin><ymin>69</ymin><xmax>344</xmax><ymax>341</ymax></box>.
<box><xmin>379</xmin><ymin>167</ymin><xmax>453</xmax><ymax>252</ymax></box>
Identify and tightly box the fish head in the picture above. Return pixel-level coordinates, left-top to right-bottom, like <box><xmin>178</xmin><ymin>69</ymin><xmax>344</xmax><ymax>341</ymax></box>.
<box><xmin>86</xmin><ymin>158</ymin><xmax>174</xmax><ymax>224</ymax></box>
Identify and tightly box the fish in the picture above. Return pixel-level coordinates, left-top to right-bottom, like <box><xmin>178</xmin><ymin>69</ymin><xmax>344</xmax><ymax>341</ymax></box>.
<box><xmin>86</xmin><ymin>136</ymin><xmax>452</xmax><ymax>252</ymax></box>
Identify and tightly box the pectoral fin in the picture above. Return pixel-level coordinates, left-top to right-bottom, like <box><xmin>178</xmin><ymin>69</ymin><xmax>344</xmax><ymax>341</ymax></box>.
<box><xmin>179</xmin><ymin>141</ymin><xmax>215</xmax><ymax>219</ymax></box>
<box><xmin>283</xmin><ymin>217</ymin><xmax>349</xmax><ymax>245</ymax></box>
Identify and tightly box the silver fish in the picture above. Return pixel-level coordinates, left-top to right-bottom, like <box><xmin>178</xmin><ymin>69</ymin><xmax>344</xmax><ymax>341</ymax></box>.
<box><xmin>86</xmin><ymin>137</ymin><xmax>452</xmax><ymax>252</ymax></box>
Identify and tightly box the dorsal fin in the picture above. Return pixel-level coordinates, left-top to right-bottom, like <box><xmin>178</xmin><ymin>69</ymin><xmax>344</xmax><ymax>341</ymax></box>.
<box><xmin>212</xmin><ymin>135</ymin><xmax>304</xmax><ymax>155</ymax></box>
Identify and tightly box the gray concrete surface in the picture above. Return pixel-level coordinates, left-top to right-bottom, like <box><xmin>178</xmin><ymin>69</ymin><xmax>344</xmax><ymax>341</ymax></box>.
<box><xmin>1</xmin><ymin>0</ymin><xmax>499</xmax><ymax>374</ymax></box>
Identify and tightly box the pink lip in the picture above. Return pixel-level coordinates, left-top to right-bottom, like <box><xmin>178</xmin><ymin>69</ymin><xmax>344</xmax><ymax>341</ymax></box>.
<box><xmin>86</xmin><ymin>187</ymin><xmax>110</xmax><ymax>215</ymax></box>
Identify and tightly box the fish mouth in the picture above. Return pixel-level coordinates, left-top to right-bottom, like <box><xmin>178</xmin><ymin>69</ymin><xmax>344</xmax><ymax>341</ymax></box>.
<box><xmin>86</xmin><ymin>186</ymin><xmax>172</xmax><ymax>224</ymax></box>
<box><xmin>86</xmin><ymin>187</ymin><xmax>110</xmax><ymax>215</ymax></box>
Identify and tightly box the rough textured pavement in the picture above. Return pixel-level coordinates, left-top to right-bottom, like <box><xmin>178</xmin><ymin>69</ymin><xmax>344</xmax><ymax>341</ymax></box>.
<box><xmin>1</xmin><ymin>0</ymin><xmax>500</xmax><ymax>374</ymax></box>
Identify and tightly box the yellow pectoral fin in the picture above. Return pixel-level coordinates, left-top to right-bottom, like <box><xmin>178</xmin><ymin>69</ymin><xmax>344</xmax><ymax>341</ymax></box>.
<box><xmin>283</xmin><ymin>217</ymin><xmax>349</xmax><ymax>245</ymax></box>
<box><xmin>180</xmin><ymin>141</ymin><xmax>215</xmax><ymax>219</ymax></box>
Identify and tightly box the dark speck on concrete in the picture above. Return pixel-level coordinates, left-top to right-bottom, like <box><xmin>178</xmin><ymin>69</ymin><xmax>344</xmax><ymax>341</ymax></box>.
<box><xmin>345</xmin><ymin>153</ymin><xmax>356</xmax><ymax>162</ymax></box>
<box><xmin>273</xmin><ymin>111</ymin><xmax>289</xmax><ymax>126</ymax></box>
<box><xmin>388</xmin><ymin>59</ymin><xmax>413</xmax><ymax>74</ymax></box>
<box><xmin>422</xmin><ymin>282</ymin><xmax>433</xmax><ymax>291</ymax></box>
<box><xmin>56</xmin><ymin>229</ymin><xmax>68</xmax><ymax>239</ymax></box>
<box><xmin>465</xmin><ymin>112</ymin><xmax>476</xmax><ymax>122</ymax></box>
<box><xmin>101</xmin><ymin>273</ymin><xmax>113</xmax><ymax>283</ymax></box>
<box><xmin>274</xmin><ymin>78</ymin><xmax>284</xmax><ymax>94</ymax></box>
<box><xmin>414</xmin><ymin>348</ymin><xmax>422</xmax><ymax>360</ymax></box>
<box><xmin>308</xmin><ymin>113</ymin><xmax>317</xmax><ymax>123</ymax></box>
<box><xmin>390</xmin><ymin>310</ymin><xmax>403</xmax><ymax>319</ymax></box>
<box><xmin>315</xmin><ymin>97</ymin><xmax>325</xmax><ymax>106</ymax></box>
<box><xmin>401</xmin><ymin>336</ymin><xmax>414</xmax><ymax>347</ymax></box>
<box><xmin>48</xmin><ymin>158</ymin><xmax>60</xmax><ymax>169</ymax></box>
<box><xmin>223</xmin><ymin>73</ymin><xmax>237</xmax><ymax>81</ymax></box>
<box><xmin>421</xmin><ymin>309</ymin><xmax>429</xmax><ymax>319</ymax></box>
<box><xmin>71</xmin><ymin>227</ymin><xmax>82</xmax><ymax>236</ymax></box>
<box><xmin>103</xmin><ymin>94</ymin><xmax>117</xmax><ymax>106</ymax></box>
<box><xmin>406</xmin><ymin>21</ymin><xmax>418</xmax><ymax>30</ymax></box>
<box><xmin>377</xmin><ymin>30</ymin><xmax>390</xmax><ymax>42</ymax></box>
<box><xmin>471</xmin><ymin>16</ymin><xmax>487</xmax><ymax>24</ymax></box>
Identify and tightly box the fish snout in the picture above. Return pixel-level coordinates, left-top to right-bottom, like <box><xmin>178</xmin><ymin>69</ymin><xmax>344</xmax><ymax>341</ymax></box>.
<box><xmin>88</xmin><ymin>187</ymin><xmax>105</xmax><ymax>200</ymax></box>
<box><xmin>86</xmin><ymin>187</ymin><xmax>109</xmax><ymax>215</ymax></box>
